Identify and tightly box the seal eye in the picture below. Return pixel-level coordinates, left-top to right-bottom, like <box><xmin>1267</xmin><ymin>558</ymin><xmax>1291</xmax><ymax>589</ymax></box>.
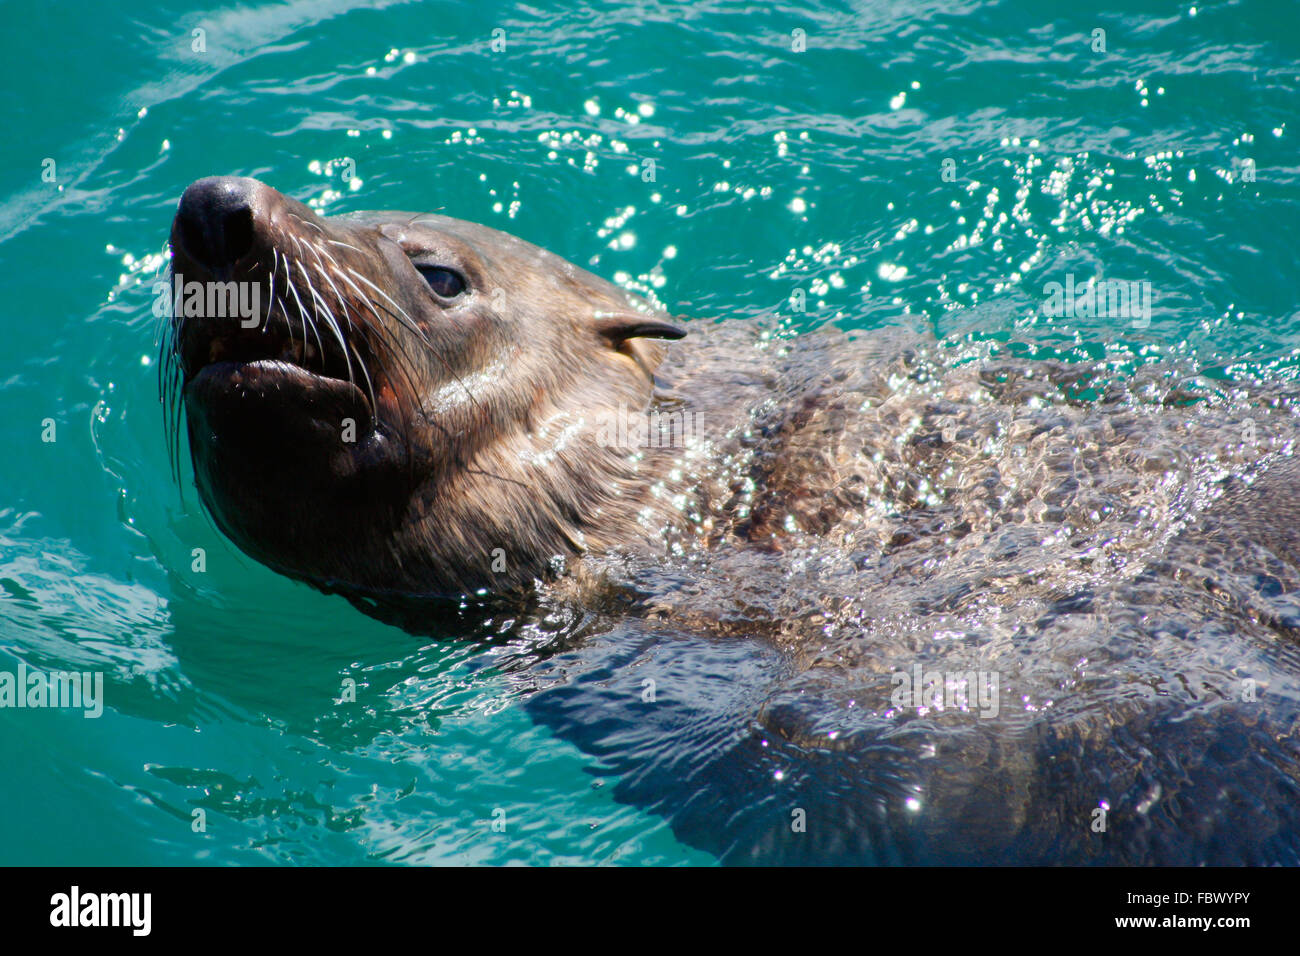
<box><xmin>417</xmin><ymin>265</ymin><xmax>466</xmax><ymax>299</ymax></box>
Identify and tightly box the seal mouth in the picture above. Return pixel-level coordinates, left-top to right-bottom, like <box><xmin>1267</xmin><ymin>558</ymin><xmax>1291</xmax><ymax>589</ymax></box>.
<box><xmin>181</xmin><ymin>308</ymin><xmax>376</xmax><ymax>418</ymax></box>
<box><xmin>186</xmin><ymin>320</ymin><xmax>360</xmax><ymax>387</ymax></box>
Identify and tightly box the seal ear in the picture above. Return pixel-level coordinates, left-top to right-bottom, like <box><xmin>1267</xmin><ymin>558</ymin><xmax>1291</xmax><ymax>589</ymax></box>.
<box><xmin>594</xmin><ymin>314</ymin><xmax>687</xmax><ymax>346</ymax></box>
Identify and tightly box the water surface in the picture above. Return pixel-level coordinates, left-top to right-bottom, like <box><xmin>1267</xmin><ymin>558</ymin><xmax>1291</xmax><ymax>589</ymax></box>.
<box><xmin>2</xmin><ymin>0</ymin><xmax>1298</xmax><ymax>864</ymax></box>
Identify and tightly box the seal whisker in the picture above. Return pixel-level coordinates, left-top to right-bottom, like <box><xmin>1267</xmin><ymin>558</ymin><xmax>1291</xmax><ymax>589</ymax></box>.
<box><xmin>339</xmin><ymin>265</ymin><xmax>431</xmax><ymax>347</ymax></box>
<box><xmin>313</xmin><ymin>258</ymin><xmax>441</xmax><ymax>436</ymax></box>
<box><xmin>304</xmin><ymin>248</ymin><xmax>375</xmax><ymax>412</ymax></box>
<box><xmin>343</xmin><ymin>280</ymin><xmax>488</xmax><ymax>422</ymax></box>
<box><xmin>308</xmin><ymin>240</ymin><xmax>344</xmax><ymax>271</ymax></box>
<box><xmin>332</xmin><ymin>275</ymin><xmax>442</xmax><ymax>435</ymax></box>
<box><xmin>340</xmin><ymin>264</ymin><xmax>496</xmax><ymax>420</ymax></box>
<box><xmin>346</xmin><ymin>339</ymin><xmax>378</xmax><ymax>419</ymax></box>
<box><xmin>307</xmin><ymin>250</ymin><xmax>356</xmax><ymax>337</ymax></box>
<box><xmin>295</xmin><ymin>254</ymin><xmax>330</xmax><ymax>359</ymax></box>
<box><xmin>282</xmin><ymin>255</ymin><xmax>321</xmax><ymax>362</ymax></box>
<box><xmin>322</xmin><ymin>261</ymin><xmax>479</xmax><ymax>452</ymax></box>
<box><xmin>296</xmin><ymin>236</ymin><xmax>351</xmax><ymax>324</ymax></box>
<box><xmin>263</xmin><ymin>249</ymin><xmax>281</xmax><ymax>335</ymax></box>
<box><xmin>271</xmin><ymin>252</ymin><xmax>295</xmax><ymax>333</ymax></box>
<box><xmin>462</xmin><ymin>467</ymin><xmax>531</xmax><ymax>490</ymax></box>
<box><xmin>168</xmin><ymin>263</ymin><xmax>191</xmax><ymax>368</ymax></box>
<box><xmin>279</xmin><ymin>252</ymin><xmax>301</xmax><ymax>351</ymax></box>
<box><xmin>160</xmin><ymin>346</ymin><xmax>183</xmax><ymax>485</ymax></box>
<box><xmin>288</xmin><ymin>211</ymin><xmax>326</xmax><ymax>236</ymax></box>
<box><xmin>328</xmin><ymin>261</ymin><xmax>463</xmax><ymax>411</ymax></box>
<box><xmin>157</xmin><ymin>261</ymin><xmax>186</xmax><ymax>487</ymax></box>
<box><xmin>291</xmin><ymin>253</ymin><xmax>333</xmax><ymax>383</ymax></box>
<box><xmin>152</xmin><ymin>248</ymin><xmax>173</xmax><ymax>351</ymax></box>
<box><xmin>298</xmin><ymin>253</ymin><xmax>358</xmax><ymax>391</ymax></box>
<box><xmin>327</xmin><ymin>239</ymin><xmax>365</xmax><ymax>256</ymax></box>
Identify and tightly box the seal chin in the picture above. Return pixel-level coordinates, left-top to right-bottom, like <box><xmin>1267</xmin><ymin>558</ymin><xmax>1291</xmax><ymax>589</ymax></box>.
<box><xmin>182</xmin><ymin>346</ymin><xmax>413</xmax><ymax>583</ymax></box>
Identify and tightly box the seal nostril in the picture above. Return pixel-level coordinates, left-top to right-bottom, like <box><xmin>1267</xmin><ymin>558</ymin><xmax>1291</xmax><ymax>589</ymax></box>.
<box><xmin>179</xmin><ymin>214</ymin><xmax>208</xmax><ymax>267</ymax></box>
<box><xmin>221</xmin><ymin>206</ymin><xmax>255</xmax><ymax>264</ymax></box>
<box><xmin>174</xmin><ymin>176</ymin><xmax>260</xmax><ymax>272</ymax></box>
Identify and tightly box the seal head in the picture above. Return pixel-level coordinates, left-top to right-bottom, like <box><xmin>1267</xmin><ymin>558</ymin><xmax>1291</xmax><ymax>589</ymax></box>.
<box><xmin>165</xmin><ymin>176</ymin><xmax>685</xmax><ymax>598</ymax></box>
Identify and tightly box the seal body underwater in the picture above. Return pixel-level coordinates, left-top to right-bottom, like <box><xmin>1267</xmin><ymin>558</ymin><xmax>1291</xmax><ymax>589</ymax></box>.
<box><xmin>162</xmin><ymin>176</ymin><xmax>1300</xmax><ymax>864</ymax></box>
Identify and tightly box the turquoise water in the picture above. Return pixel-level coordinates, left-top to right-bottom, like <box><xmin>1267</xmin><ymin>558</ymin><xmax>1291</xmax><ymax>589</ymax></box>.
<box><xmin>2</xmin><ymin>0</ymin><xmax>1297</xmax><ymax>864</ymax></box>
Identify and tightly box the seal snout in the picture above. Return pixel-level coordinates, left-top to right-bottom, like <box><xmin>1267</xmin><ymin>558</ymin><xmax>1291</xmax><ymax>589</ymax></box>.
<box><xmin>169</xmin><ymin>175</ymin><xmax>375</xmax><ymax>410</ymax></box>
<box><xmin>173</xmin><ymin>176</ymin><xmax>262</xmax><ymax>278</ymax></box>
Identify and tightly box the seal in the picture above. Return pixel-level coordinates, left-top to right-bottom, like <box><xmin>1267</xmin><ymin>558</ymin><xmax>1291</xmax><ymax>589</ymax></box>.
<box><xmin>164</xmin><ymin>176</ymin><xmax>687</xmax><ymax>600</ymax></box>
<box><xmin>161</xmin><ymin>176</ymin><xmax>1300</xmax><ymax>864</ymax></box>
